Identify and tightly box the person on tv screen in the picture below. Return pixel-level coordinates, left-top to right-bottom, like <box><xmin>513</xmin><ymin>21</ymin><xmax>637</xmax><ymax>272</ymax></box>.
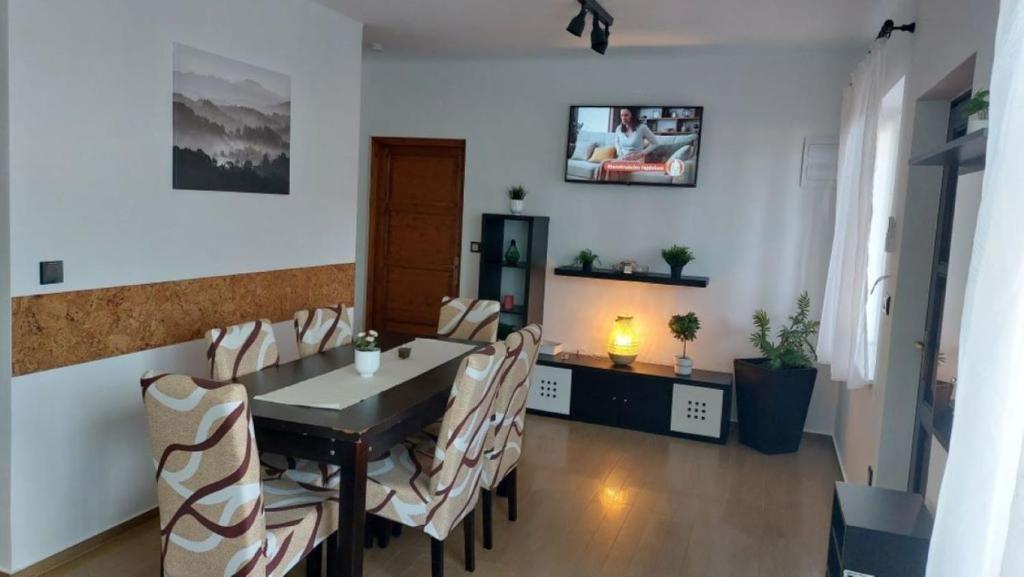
<box><xmin>614</xmin><ymin>108</ymin><xmax>659</xmax><ymax>160</ymax></box>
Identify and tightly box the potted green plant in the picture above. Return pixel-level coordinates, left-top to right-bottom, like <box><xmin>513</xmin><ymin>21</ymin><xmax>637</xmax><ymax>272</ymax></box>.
<box><xmin>734</xmin><ymin>292</ymin><xmax>820</xmax><ymax>454</ymax></box>
<box><xmin>507</xmin><ymin>185</ymin><xmax>527</xmax><ymax>214</ymax></box>
<box><xmin>354</xmin><ymin>330</ymin><xmax>381</xmax><ymax>377</ymax></box>
<box><xmin>668</xmin><ymin>312</ymin><xmax>700</xmax><ymax>376</ymax></box>
<box><xmin>964</xmin><ymin>89</ymin><xmax>989</xmax><ymax>133</ymax></box>
<box><xmin>572</xmin><ymin>249</ymin><xmax>600</xmax><ymax>273</ymax></box>
<box><xmin>661</xmin><ymin>245</ymin><xmax>695</xmax><ymax>279</ymax></box>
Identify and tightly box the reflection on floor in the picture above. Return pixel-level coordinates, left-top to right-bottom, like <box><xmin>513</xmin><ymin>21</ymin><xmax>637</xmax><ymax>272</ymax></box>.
<box><xmin>40</xmin><ymin>415</ymin><xmax>841</xmax><ymax>577</ymax></box>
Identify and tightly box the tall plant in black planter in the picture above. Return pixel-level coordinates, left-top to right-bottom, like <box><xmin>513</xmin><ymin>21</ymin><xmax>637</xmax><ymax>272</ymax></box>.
<box><xmin>734</xmin><ymin>291</ymin><xmax>820</xmax><ymax>454</ymax></box>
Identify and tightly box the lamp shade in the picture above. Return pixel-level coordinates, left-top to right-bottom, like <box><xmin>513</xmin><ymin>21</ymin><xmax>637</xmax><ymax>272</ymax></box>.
<box><xmin>608</xmin><ymin>315</ymin><xmax>640</xmax><ymax>365</ymax></box>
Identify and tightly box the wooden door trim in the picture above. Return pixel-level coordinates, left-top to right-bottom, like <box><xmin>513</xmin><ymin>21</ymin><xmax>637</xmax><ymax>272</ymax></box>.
<box><xmin>366</xmin><ymin>137</ymin><xmax>466</xmax><ymax>331</ymax></box>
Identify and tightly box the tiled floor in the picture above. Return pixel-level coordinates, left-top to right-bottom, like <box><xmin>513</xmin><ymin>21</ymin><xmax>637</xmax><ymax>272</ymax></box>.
<box><xmin>41</xmin><ymin>415</ymin><xmax>841</xmax><ymax>577</ymax></box>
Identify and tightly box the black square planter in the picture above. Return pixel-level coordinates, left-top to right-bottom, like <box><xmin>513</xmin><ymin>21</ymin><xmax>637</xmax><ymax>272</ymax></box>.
<box><xmin>734</xmin><ymin>358</ymin><xmax>817</xmax><ymax>454</ymax></box>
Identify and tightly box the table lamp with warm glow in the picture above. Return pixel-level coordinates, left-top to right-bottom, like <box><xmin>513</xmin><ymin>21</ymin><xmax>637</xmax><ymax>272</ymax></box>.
<box><xmin>608</xmin><ymin>315</ymin><xmax>640</xmax><ymax>365</ymax></box>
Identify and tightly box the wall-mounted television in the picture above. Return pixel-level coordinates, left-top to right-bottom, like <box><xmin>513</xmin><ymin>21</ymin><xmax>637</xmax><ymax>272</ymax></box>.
<box><xmin>565</xmin><ymin>105</ymin><xmax>703</xmax><ymax>188</ymax></box>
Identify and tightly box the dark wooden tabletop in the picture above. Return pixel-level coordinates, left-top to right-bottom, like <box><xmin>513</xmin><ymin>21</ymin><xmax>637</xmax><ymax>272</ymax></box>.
<box><xmin>236</xmin><ymin>334</ymin><xmax>479</xmax><ymax>444</ymax></box>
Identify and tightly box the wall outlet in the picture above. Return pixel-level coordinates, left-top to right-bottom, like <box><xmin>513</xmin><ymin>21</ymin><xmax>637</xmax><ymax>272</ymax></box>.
<box><xmin>40</xmin><ymin>261</ymin><xmax>64</xmax><ymax>285</ymax></box>
<box><xmin>470</xmin><ymin>241</ymin><xmax>481</xmax><ymax>253</ymax></box>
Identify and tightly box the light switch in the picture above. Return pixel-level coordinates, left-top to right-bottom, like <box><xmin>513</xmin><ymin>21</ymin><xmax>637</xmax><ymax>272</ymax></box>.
<box><xmin>40</xmin><ymin>261</ymin><xmax>64</xmax><ymax>285</ymax></box>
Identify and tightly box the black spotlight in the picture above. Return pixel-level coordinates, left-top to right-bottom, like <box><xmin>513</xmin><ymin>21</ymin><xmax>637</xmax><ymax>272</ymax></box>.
<box><xmin>567</xmin><ymin>6</ymin><xmax>588</xmax><ymax>37</ymax></box>
<box><xmin>590</xmin><ymin>14</ymin><xmax>608</xmax><ymax>54</ymax></box>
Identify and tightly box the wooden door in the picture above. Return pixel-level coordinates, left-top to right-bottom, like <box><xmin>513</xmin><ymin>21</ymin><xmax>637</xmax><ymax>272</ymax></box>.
<box><xmin>368</xmin><ymin>138</ymin><xmax>465</xmax><ymax>336</ymax></box>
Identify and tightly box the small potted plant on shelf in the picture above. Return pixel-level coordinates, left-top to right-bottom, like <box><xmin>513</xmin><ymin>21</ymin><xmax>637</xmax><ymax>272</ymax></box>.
<box><xmin>734</xmin><ymin>291</ymin><xmax>819</xmax><ymax>454</ymax></box>
<box><xmin>668</xmin><ymin>312</ymin><xmax>700</xmax><ymax>376</ymax></box>
<box><xmin>661</xmin><ymin>245</ymin><xmax>695</xmax><ymax>279</ymax></box>
<box><xmin>572</xmin><ymin>249</ymin><xmax>600</xmax><ymax>273</ymax></box>
<box><xmin>354</xmin><ymin>330</ymin><xmax>381</xmax><ymax>377</ymax></box>
<box><xmin>964</xmin><ymin>89</ymin><xmax>989</xmax><ymax>133</ymax></box>
<box><xmin>507</xmin><ymin>185</ymin><xmax>527</xmax><ymax>214</ymax></box>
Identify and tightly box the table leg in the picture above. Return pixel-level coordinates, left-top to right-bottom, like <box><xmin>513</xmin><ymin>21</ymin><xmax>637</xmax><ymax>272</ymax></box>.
<box><xmin>334</xmin><ymin>439</ymin><xmax>368</xmax><ymax>577</ymax></box>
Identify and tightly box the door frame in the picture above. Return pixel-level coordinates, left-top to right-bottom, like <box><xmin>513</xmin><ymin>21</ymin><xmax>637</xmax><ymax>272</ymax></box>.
<box><xmin>366</xmin><ymin>136</ymin><xmax>466</xmax><ymax>331</ymax></box>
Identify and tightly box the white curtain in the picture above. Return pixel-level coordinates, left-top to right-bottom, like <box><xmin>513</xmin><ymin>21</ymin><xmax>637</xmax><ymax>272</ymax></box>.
<box><xmin>818</xmin><ymin>43</ymin><xmax>887</xmax><ymax>390</ymax></box>
<box><xmin>929</xmin><ymin>0</ymin><xmax>1024</xmax><ymax>575</ymax></box>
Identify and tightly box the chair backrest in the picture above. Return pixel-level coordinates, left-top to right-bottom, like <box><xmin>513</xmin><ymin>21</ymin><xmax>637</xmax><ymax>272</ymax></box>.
<box><xmin>140</xmin><ymin>373</ymin><xmax>267</xmax><ymax>577</ymax></box>
<box><xmin>482</xmin><ymin>324</ymin><xmax>543</xmax><ymax>489</ymax></box>
<box><xmin>206</xmin><ymin>319</ymin><xmax>279</xmax><ymax>382</ymax></box>
<box><xmin>294</xmin><ymin>304</ymin><xmax>354</xmax><ymax>359</ymax></box>
<box><xmin>436</xmin><ymin>297</ymin><xmax>500</xmax><ymax>343</ymax></box>
<box><xmin>423</xmin><ymin>341</ymin><xmax>507</xmax><ymax>540</ymax></box>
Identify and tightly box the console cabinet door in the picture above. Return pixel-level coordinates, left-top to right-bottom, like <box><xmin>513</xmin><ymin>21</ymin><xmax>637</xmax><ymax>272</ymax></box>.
<box><xmin>617</xmin><ymin>375</ymin><xmax>673</xmax><ymax>434</ymax></box>
<box><xmin>569</xmin><ymin>369</ymin><xmax>621</xmax><ymax>427</ymax></box>
<box><xmin>569</xmin><ymin>369</ymin><xmax>672</xmax><ymax>432</ymax></box>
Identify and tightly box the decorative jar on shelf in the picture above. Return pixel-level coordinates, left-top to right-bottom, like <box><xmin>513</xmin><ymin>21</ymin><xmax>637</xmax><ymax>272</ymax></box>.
<box><xmin>510</xmin><ymin>198</ymin><xmax>524</xmax><ymax>214</ymax></box>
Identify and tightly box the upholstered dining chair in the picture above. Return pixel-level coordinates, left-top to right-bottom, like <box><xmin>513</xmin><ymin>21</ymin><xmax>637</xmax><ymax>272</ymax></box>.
<box><xmin>206</xmin><ymin>319</ymin><xmax>336</xmax><ymax>490</ymax></box>
<box><xmin>365</xmin><ymin>341</ymin><xmax>508</xmax><ymax>577</ymax></box>
<box><xmin>478</xmin><ymin>324</ymin><xmax>542</xmax><ymax>549</ymax></box>
<box><xmin>205</xmin><ymin>319</ymin><xmax>280</xmax><ymax>382</ymax></box>
<box><xmin>436</xmin><ymin>297</ymin><xmax>500</xmax><ymax>343</ymax></box>
<box><xmin>140</xmin><ymin>372</ymin><xmax>338</xmax><ymax>577</ymax></box>
<box><xmin>294</xmin><ymin>304</ymin><xmax>354</xmax><ymax>359</ymax></box>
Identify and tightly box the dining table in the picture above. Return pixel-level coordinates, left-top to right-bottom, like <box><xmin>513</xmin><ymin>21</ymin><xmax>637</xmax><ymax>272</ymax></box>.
<box><xmin>236</xmin><ymin>333</ymin><xmax>482</xmax><ymax>577</ymax></box>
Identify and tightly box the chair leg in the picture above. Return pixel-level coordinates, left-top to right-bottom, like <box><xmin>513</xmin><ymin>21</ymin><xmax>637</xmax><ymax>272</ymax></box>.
<box><xmin>364</xmin><ymin>519</ymin><xmax>374</xmax><ymax>549</ymax></box>
<box><xmin>377</xmin><ymin>518</ymin><xmax>391</xmax><ymax>548</ymax></box>
<box><xmin>431</xmin><ymin>537</ymin><xmax>445</xmax><ymax>577</ymax></box>
<box><xmin>507</xmin><ymin>468</ymin><xmax>518</xmax><ymax>522</ymax></box>
<box><xmin>391</xmin><ymin>522</ymin><xmax>403</xmax><ymax>538</ymax></box>
<box><xmin>326</xmin><ymin>533</ymin><xmax>337</xmax><ymax>577</ymax></box>
<box><xmin>306</xmin><ymin>541</ymin><xmax>323</xmax><ymax>577</ymax></box>
<box><xmin>463</xmin><ymin>506</ymin><xmax>476</xmax><ymax>572</ymax></box>
<box><xmin>482</xmin><ymin>489</ymin><xmax>494</xmax><ymax>550</ymax></box>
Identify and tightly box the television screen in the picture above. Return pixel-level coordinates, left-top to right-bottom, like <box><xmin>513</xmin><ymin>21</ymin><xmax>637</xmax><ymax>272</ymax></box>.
<box><xmin>565</xmin><ymin>105</ymin><xmax>703</xmax><ymax>187</ymax></box>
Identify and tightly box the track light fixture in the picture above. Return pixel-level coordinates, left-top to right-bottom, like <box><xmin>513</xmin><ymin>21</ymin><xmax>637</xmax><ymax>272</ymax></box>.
<box><xmin>566</xmin><ymin>5</ymin><xmax>587</xmax><ymax>37</ymax></box>
<box><xmin>566</xmin><ymin>0</ymin><xmax>614</xmax><ymax>55</ymax></box>
<box><xmin>590</xmin><ymin>14</ymin><xmax>609</xmax><ymax>55</ymax></box>
<box><xmin>876</xmin><ymin>19</ymin><xmax>916</xmax><ymax>40</ymax></box>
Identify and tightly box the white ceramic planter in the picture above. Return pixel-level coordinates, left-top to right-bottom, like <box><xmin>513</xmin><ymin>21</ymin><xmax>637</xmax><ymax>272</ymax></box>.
<box><xmin>675</xmin><ymin>355</ymin><xmax>694</xmax><ymax>376</ymax></box>
<box><xmin>967</xmin><ymin>117</ymin><xmax>989</xmax><ymax>133</ymax></box>
<box><xmin>355</xmin><ymin>349</ymin><xmax>381</xmax><ymax>377</ymax></box>
<box><xmin>510</xmin><ymin>199</ymin><xmax>524</xmax><ymax>214</ymax></box>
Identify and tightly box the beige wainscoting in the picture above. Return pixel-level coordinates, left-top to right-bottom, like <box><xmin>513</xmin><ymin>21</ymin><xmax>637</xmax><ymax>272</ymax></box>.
<box><xmin>12</xmin><ymin>263</ymin><xmax>355</xmax><ymax>375</ymax></box>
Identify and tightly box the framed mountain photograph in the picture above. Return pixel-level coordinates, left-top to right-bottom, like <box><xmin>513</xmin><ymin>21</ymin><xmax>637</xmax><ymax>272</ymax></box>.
<box><xmin>172</xmin><ymin>44</ymin><xmax>291</xmax><ymax>194</ymax></box>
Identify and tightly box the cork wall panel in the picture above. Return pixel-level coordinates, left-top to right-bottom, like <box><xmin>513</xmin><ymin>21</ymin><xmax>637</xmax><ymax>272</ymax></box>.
<box><xmin>12</xmin><ymin>263</ymin><xmax>355</xmax><ymax>376</ymax></box>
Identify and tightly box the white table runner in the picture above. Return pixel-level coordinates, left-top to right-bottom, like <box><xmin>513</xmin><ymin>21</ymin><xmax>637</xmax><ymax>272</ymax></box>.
<box><xmin>253</xmin><ymin>338</ymin><xmax>477</xmax><ymax>410</ymax></box>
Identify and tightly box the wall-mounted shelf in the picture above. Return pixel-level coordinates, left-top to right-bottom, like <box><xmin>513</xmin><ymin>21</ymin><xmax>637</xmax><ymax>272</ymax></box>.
<box><xmin>910</xmin><ymin>129</ymin><xmax>987</xmax><ymax>174</ymax></box>
<box><xmin>554</xmin><ymin>266</ymin><xmax>709</xmax><ymax>287</ymax></box>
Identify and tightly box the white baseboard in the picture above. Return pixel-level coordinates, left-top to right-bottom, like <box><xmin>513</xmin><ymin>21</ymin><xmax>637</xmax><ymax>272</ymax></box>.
<box><xmin>832</xmin><ymin>434</ymin><xmax>849</xmax><ymax>482</ymax></box>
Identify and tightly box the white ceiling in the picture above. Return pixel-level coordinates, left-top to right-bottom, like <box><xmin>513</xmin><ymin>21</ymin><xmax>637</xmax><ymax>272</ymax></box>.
<box><xmin>317</xmin><ymin>0</ymin><xmax>894</xmax><ymax>58</ymax></box>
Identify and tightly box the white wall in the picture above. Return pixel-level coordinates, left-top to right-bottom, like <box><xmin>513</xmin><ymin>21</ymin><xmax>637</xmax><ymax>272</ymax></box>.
<box><xmin>359</xmin><ymin>48</ymin><xmax>860</xmax><ymax>434</ymax></box>
<box><xmin>6</xmin><ymin>0</ymin><xmax>363</xmax><ymax>570</ymax></box>
<box><xmin>9</xmin><ymin>0</ymin><xmax>361</xmax><ymax>296</ymax></box>
<box><xmin>832</xmin><ymin>0</ymin><xmax>1001</xmax><ymax>489</ymax></box>
<box><xmin>0</xmin><ymin>0</ymin><xmax>12</xmax><ymax>571</ymax></box>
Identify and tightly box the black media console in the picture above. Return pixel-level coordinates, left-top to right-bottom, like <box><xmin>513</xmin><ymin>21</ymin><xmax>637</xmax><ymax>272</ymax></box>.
<box><xmin>526</xmin><ymin>353</ymin><xmax>733</xmax><ymax>444</ymax></box>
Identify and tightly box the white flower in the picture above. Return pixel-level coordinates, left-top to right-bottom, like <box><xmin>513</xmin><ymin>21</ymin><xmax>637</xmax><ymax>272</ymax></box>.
<box><xmin>369</xmin><ymin>330</ymin><xmax>379</xmax><ymax>337</ymax></box>
<box><xmin>357</xmin><ymin>331</ymin><xmax>366</xmax><ymax>338</ymax></box>
<box><xmin>366</xmin><ymin>335</ymin><xmax>376</xmax><ymax>342</ymax></box>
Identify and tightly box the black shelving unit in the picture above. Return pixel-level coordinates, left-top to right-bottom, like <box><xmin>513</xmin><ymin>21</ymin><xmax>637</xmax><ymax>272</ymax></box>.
<box><xmin>828</xmin><ymin>483</ymin><xmax>932</xmax><ymax>577</ymax></box>
<box><xmin>908</xmin><ymin>128</ymin><xmax>987</xmax><ymax>493</ymax></box>
<box><xmin>554</xmin><ymin>266</ymin><xmax>709</xmax><ymax>287</ymax></box>
<box><xmin>478</xmin><ymin>214</ymin><xmax>549</xmax><ymax>338</ymax></box>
